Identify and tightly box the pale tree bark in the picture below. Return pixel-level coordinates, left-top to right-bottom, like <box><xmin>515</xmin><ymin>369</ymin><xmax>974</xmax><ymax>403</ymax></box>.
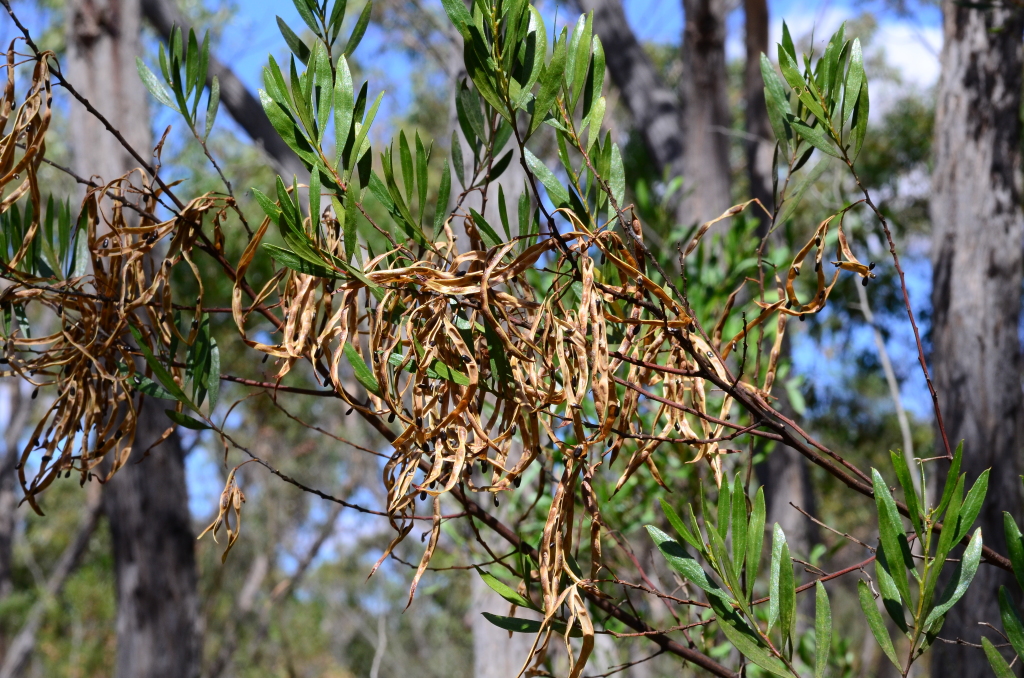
<box><xmin>679</xmin><ymin>0</ymin><xmax>731</xmax><ymax>227</ymax></box>
<box><xmin>0</xmin><ymin>384</ymin><xmax>30</xmax><ymax>606</ymax></box>
<box><xmin>743</xmin><ymin>0</ymin><xmax>772</xmax><ymax>229</ymax></box>
<box><xmin>66</xmin><ymin>2</ymin><xmax>202</xmax><ymax>677</ymax></box>
<box><xmin>930</xmin><ymin>3</ymin><xmax>1024</xmax><ymax>675</ymax></box>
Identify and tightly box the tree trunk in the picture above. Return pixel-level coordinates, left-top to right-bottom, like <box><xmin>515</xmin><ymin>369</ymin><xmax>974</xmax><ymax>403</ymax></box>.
<box><xmin>743</xmin><ymin>0</ymin><xmax>772</xmax><ymax>231</ymax></box>
<box><xmin>680</xmin><ymin>0</ymin><xmax>731</xmax><ymax>226</ymax></box>
<box><xmin>579</xmin><ymin>0</ymin><xmax>685</xmax><ymax>185</ymax></box>
<box><xmin>930</xmin><ymin>3</ymin><xmax>1024</xmax><ymax>675</ymax></box>
<box><xmin>66</xmin><ymin>2</ymin><xmax>202</xmax><ymax>677</ymax></box>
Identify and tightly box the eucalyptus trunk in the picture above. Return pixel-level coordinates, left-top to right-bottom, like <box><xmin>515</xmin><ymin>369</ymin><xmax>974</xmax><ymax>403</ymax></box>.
<box><xmin>930</xmin><ymin>3</ymin><xmax>1024</xmax><ymax>674</ymax></box>
<box><xmin>66</xmin><ymin>2</ymin><xmax>202</xmax><ymax>676</ymax></box>
<box><xmin>680</xmin><ymin>0</ymin><xmax>731</xmax><ymax>226</ymax></box>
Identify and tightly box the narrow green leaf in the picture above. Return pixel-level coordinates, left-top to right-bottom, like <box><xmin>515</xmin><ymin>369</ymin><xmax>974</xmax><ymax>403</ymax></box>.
<box><xmin>136</xmin><ymin>58</ymin><xmax>178</xmax><ymax>111</ymax></box>
<box><xmin>396</xmin><ymin>132</ymin><xmax>414</xmax><ymax>204</ymax></box>
<box><xmin>730</xmin><ymin>475</ymin><xmax>747</xmax><ymax>583</ymax></box>
<box><xmin>277</xmin><ymin>16</ymin><xmax>311</xmax><ymax>65</ymax></box>
<box><xmin>129</xmin><ymin>325</ymin><xmax>199</xmax><ymax>414</ymax></box>
<box><xmin>415</xmin><ymin>132</ymin><xmax>429</xmax><ymax>225</ymax></box>
<box><xmin>313</xmin><ymin>43</ymin><xmax>333</xmax><ymax>142</ymax></box>
<box><xmin>609</xmin><ymin>141</ymin><xmax>625</xmax><ymax>207</ymax></box>
<box><xmin>334</xmin><ymin>56</ymin><xmax>354</xmax><ymax>169</ymax></box>
<box><xmin>936</xmin><ymin>441</ymin><xmax>964</xmax><ymax>519</ymax></box>
<box><xmin>481</xmin><ymin>613</ymin><xmax>580</xmax><ymax>637</ymax></box>
<box><xmin>850</xmin><ymin>79</ymin><xmax>869</xmax><ymax>160</ymax></box>
<box><xmin>659</xmin><ymin>499</ymin><xmax>702</xmax><ymax>552</ymax></box>
<box><xmin>890</xmin><ymin>451</ymin><xmax>924</xmax><ymax>538</ymax></box>
<box><xmin>451</xmin><ymin>131</ymin><xmax>466</xmax><ymax>187</ymax></box>
<box><xmin>291</xmin><ymin>0</ymin><xmax>320</xmax><ymax>35</ymax></box>
<box><xmin>524</xmin><ymin>148</ymin><xmax>570</xmax><ymax>207</ymax></box>
<box><xmin>706</xmin><ymin>596</ymin><xmax>793</xmax><ymax>678</ymax></box>
<box><xmin>858</xmin><ymin>580</ymin><xmax>902</xmax><ymax>671</ymax></box>
<box><xmin>1004</xmin><ymin>512</ymin><xmax>1024</xmax><ymax>591</ymax></box>
<box><xmin>843</xmin><ymin>38</ymin><xmax>863</xmax><ymax>125</ymax></box>
<box><xmin>954</xmin><ymin>469</ymin><xmax>989</xmax><ymax>544</ymax></box>
<box><xmin>924</xmin><ymin>528</ymin><xmax>983</xmax><ymax>626</ymax></box>
<box><xmin>789</xmin><ymin>118</ymin><xmax>841</xmax><ymax>158</ymax></box>
<box><xmin>440</xmin><ymin>0</ymin><xmax>472</xmax><ymax>34</ymax></box>
<box><xmin>344</xmin><ymin>0</ymin><xmax>372</xmax><ymax>55</ymax></box>
<box><xmin>982</xmin><ymin>637</ymin><xmax>1016</xmax><ymax>678</ymax></box>
<box><xmin>779</xmin><ymin>535</ymin><xmax>795</xmax><ymax>646</ymax></box>
<box><xmin>263</xmin><ymin>243</ymin><xmax>336</xmax><ymax>278</ymax></box>
<box><xmin>329</xmin><ymin>0</ymin><xmax>348</xmax><ymax>42</ymax></box>
<box><xmin>717</xmin><ymin>478</ymin><xmax>732</xmax><ymax>536</ymax></box>
<box><xmin>999</xmin><ymin>586</ymin><xmax>1024</xmax><ymax>659</ymax></box>
<box><xmin>745</xmin><ymin>487</ymin><xmax>766</xmax><ymax>600</ymax></box>
<box><xmin>166</xmin><ymin>409</ymin><xmax>210</xmax><ymax>430</ymax></box>
<box><xmin>205</xmin><ymin>76</ymin><xmax>220</xmax><ymax>140</ymax></box>
<box><xmin>259</xmin><ymin>89</ymin><xmax>318</xmax><ymax>167</ymax></box>
<box><xmin>769</xmin><ymin>524</ymin><xmax>784</xmax><ymax>631</ymax></box>
<box><xmin>344</xmin><ymin>342</ymin><xmax>381</xmax><ymax>396</ymax></box>
<box><xmin>434</xmin><ymin>158</ymin><xmax>451</xmax><ymax>232</ymax></box>
<box><xmin>872</xmin><ymin>468</ymin><xmax>915</xmax><ymax>606</ymax></box>
<box><xmin>208</xmin><ymin>339</ymin><xmax>220</xmax><ymax>412</ymax></box>
<box><xmin>814</xmin><ymin>582</ymin><xmax>831</xmax><ymax>678</ymax></box>
<box><xmin>135</xmin><ymin>374</ymin><xmax>178</xmax><ymax>401</ymax></box>
<box><xmin>477</xmin><ymin>569</ymin><xmax>538</xmax><ymax>610</ymax></box>
<box><xmin>351</xmin><ymin>90</ymin><xmax>384</xmax><ymax>171</ymax></box>
<box><xmin>874</xmin><ymin>544</ymin><xmax>908</xmax><ymax>633</ymax></box>
<box><xmin>469</xmin><ymin>209</ymin><xmax>503</xmax><ymax>249</ymax></box>
<box><xmin>646</xmin><ymin>526</ymin><xmax>732</xmax><ymax>605</ymax></box>
<box><xmin>528</xmin><ymin>32</ymin><xmax>566</xmax><ymax>137</ymax></box>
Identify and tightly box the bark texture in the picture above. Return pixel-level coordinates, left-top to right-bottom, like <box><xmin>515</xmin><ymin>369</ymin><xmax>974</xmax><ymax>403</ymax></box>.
<box><xmin>680</xmin><ymin>0</ymin><xmax>731</xmax><ymax>226</ymax></box>
<box><xmin>66</xmin><ymin>2</ymin><xmax>202</xmax><ymax>676</ymax></box>
<box><xmin>743</xmin><ymin>0</ymin><xmax>772</xmax><ymax>230</ymax></box>
<box><xmin>930</xmin><ymin>3</ymin><xmax>1024</xmax><ymax>675</ymax></box>
<box><xmin>578</xmin><ymin>0</ymin><xmax>685</xmax><ymax>183</ymax></box>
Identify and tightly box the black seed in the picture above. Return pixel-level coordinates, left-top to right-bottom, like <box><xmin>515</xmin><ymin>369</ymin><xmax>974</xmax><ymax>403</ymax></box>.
<box><xmin>869</xmin><ymin>262</ymin><xmax>876</xmax><ymax>271</ymax></box>
<box><xmin>0</xmin><ymin>357</ymin><xmax>7</xmax><ymax>364</ymax></box>
<box><xmin>31</xmin><ymin>388</ymin><xmax>38</xmax><ymax>399</ymax></box>
<box><xmin>574</xmin><ymin>445</ymin><xmax>583</xmax><ymax>457</ymax></box>
<box><xmin>41</xmin><ymin>455</ymin><xmax>51</xmax><ymax>463</ymax></box>
<box><xmin>114</xmin><ymin>429</ymin><xmax>123</xmax><ymax>440</ymax></box>
<box><xmin>346</xmin><ymin>407</ymin><xmax>353</xmax><ymax>415</ymax></box>
<box><xmin>600</xmin><ymin>254</ymin><xmax>606</xmax><ymax>265</ymax></box>
<box><xmin>102</xmin><ymin>238</ymin><xmax>109</xmax><ymax>248</ymax></box>
<box><xmin>799</xmin><ymin>315</ymin><xmax>806</xmax><ymax>322</ymax></box>
<box><xmin>510</xmin><ymin>424</ymin><xmax>517</xmax><ymax>436</ymax></box>
<box><xmin>513</xmin><ymin>476</ymin><xmax>521</xmax><ymax>488</ymax></box>
<box><xmin>630</xmin><ymin>325</ymin><xmax>641</xmax><ymax>336</ymax></box>
<box><xmin>70</xmin><ymin>387</ymin><xmax>76</xmax><ymax>396</ymax></box>
<box><xmin>455</xmin><ymin>271</ymin><xmax>466</xmax><ymax>277</ymax></box>
<box><xmin>461</xmin><ymin>354</ymin><xmax>471</xmax><ymax>361</ymax></box>
<box><xmin>416</xmin><ymin>416</ymin><xmax>423</xmax><ymax>427</ymax></box>
<box><xmin>420</xmin><ymin>491</ymin><xmax>427</xmax><ymax>501</ymax></box>
<box><xmin>815</xmin><ymin>237</ymin><xmax>821</xmax><ymax>246</ymax></box>
<box><xmin>440</xmin><ymin>430</ymin><xmax>448</xmax><ymax>442</ymax></box>
<box><xmin>814</xmin><ymin>261</ymin><xmax>820</xmax><ymax>272</ymax></box>
<box><xmin>493</xmin><ymin>495</ymin><xmax>499</xmax><ymax>507</ymax></box>
<box><xmin>65</xmin><ymin>469</ymin><xmax>71</xmax><ymax>478</ymax></box>
<box><xmin>862</xmin><ymin>277</ymin><xmax>869</xmax><ymax>287</ymax></box>
<box><xmin>785</xmin><ymin>301</ymin><xmax>793</xmax><ymax>310</ymax></box>
<box><xmin>262</xmin><ymin>354</ymin><xmax>269</xmax><ymax>363</ymax></box>
<box><xmin>388</xmin><ymin>412</ymin><xmax>396</xmax><ymax>423</ymax></box>
<box><xmin>608</xmin><ymin>436</ymin><xmax>615</xmax><ymax>447</ymax></box>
